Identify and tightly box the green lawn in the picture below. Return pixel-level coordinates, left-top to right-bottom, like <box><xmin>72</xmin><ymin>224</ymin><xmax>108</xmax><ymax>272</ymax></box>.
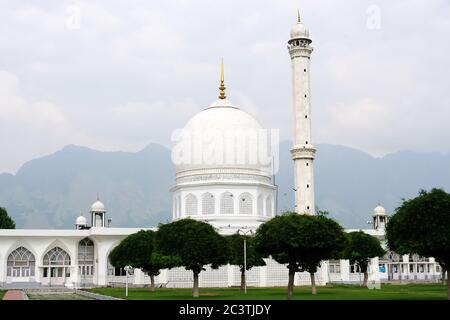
<box><xmin>0</xmin><ymin>290</ymin><xmax>5</xmax><ymax>300</ymax></box>
<box><xmin>89</xmin><ymin>284</ymin><xmax>447</xmax><ymax>300</ymax></box>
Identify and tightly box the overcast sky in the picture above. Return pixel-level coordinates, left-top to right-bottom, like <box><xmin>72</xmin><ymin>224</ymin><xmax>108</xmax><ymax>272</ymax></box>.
<box><xmin>0</xmin><ymin>0</ymin><xmax>449</xmax><ymax>174</ymax></box>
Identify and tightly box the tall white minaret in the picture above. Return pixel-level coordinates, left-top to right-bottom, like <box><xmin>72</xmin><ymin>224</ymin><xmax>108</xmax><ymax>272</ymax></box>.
<box><xmin>288</xmin><ymin>11</ymin><xmax>315</xmax><ymax>215</ymax></box>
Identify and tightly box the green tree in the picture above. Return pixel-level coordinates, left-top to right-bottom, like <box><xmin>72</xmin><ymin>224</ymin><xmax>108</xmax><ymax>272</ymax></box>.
<box><xmin>386</xmin><ymin>188</ymin><xmax>450</xmax><ymax>300</ymax></box>
<box><xmin>155</xmin><ymin>218</ymin><xmax>229</xmax><ymax>297</ymax></box>
<box><xmin>109</xmin><ymin>230</ymin><xmax>177</xmax><ymax>291</ymax></box>
<box><xmin>226</xmin><ymin>233</ymin><xmax>266</xmax><ymax>291</ymax></box>
<box><xmin>255</xmin><ymin>212</ymin><xmax>346</xmax><ymax>299</ymax></box>
<box><xmin>342</xmin><ymin>231</ymin><xmax>385</xmax><ymax>287</ymax></box>
<box><xmin>0</xmin><ymin>207</ymin><xmax>15</xmax><ymax>229</ymax></box>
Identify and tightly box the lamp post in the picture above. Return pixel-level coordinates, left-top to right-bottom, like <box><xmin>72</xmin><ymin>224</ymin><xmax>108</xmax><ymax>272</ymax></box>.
<box><xmin>237</xmin><ymin>228</ymin><xmax>253</xmax><ymax>294</ymax></box>
<box><xmin>124</xmin><ymin>265</ymin><xmax>132</xmax><ymax>297</ymax></box>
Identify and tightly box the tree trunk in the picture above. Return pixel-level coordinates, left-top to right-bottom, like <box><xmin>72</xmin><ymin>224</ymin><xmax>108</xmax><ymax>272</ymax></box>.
<box><xmin>287</xmin><ymin>269</ymin><xmax>295</xmax><ymax>300</ymax></box>
<box><xmin>310</xmin><ymin>272</ymin><xmax>317</xmax><ymax>295</ymax></box>
<box><xmin>193</xmin><ymin>271</ymin><xmax>200</xmax><ymax>298</ymax></box>
<box><xmin>363</xmin><ymin>271</ymin><xmax>368</xmax><ymax>287</ymax></box>
<box><xmin>150</xmin><ymin>274</ymin><xmax>155</xmax><ymax>292</ymax></box>
<box><xmin>442</xmin><ymin>268</ymin><xmax>447</xmax><ymax>285</ymax></box>
<box><xmin>240</xmin><ymin>269</ymin><xmax>246</xmax><ymax>291</ymax></box>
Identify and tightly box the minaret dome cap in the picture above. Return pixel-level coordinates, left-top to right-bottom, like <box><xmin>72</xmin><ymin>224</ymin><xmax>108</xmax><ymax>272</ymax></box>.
<box><xmin>90</xmin><ymin>195</ymin><xmax>106</xmax><ymax>213</ymax></box>
<box><xmin>373</xmin><ymin>205</ymin><xmax>386</xmax><ymax>216</ymax></box>
<box><xmin>75</xmin><ymin>215</ymin><xmax>87</xmax><ymax>226</ymax></box>
<box><xmin>290</xmin><ymin>11</ymin><xmax>310</xmax><ymax>40</ymax></box>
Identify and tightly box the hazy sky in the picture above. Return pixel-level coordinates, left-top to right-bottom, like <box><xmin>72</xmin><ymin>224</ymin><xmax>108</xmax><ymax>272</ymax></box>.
<box><xmin>0</xmin><ymin>0</ymin><xmax>449</xmax><ymax>174</ymax></box>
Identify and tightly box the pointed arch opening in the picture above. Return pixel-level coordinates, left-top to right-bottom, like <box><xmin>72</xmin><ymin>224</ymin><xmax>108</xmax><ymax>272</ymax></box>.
<box><xmin>7</xmin><ymin>247</ymin><xmax>35</xmax><ymax>278</ymax></box>
<box><xmin>42</xmin><ymin>246</ymin><xmax>71</xmax><ymax>286</ymax></box>
<box><xmin>78</xmin><ymin>238</ymin><xmax>95</xmax><ymax>282</ymax></box>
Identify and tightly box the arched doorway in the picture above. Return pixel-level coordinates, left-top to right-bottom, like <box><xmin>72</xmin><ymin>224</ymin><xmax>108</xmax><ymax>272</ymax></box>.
<box><xmin>7</xmin><ymin>247</ymin><xmax>36</xmax><ymax>282</ymax></box>
<box><xmin>78</xmin><ymin>238</ymin><xmax>95</xmax><ymax>286</ymax></box>
<box><xmin>42</xmin><ymin>247</ymin><xmax>71</xmax><ymax>286</ymax></box>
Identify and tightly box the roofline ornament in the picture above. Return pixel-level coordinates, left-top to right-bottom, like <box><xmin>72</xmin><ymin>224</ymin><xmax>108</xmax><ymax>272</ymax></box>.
<box><xmin>219</xmin><ymin>58</ymin><xmax>226</xmax><ymax>99</ymax></box>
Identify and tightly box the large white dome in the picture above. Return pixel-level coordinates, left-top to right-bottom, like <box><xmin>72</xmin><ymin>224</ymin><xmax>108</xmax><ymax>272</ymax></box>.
<box><xmin>172</xmin><ymin>98</ymin><xmax>273</xmax><ymax>182</ymax></box>
<box><xmin>171</xmin><ymin>63</ymin><xmax>276</xmax><ymax>233</ymax></box>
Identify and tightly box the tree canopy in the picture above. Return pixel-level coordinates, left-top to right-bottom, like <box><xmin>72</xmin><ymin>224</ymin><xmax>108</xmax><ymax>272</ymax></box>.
<box><xmin>0</xmin><ymin>207</ymin><xmax>15</xmax><ymax>229</ymax></box>
<box><xmin>342</xmin><ymin>231</ymin><xmax>385</xmax><ymax>286</ymax></box>
<box><xmin>155</xmin><ymin>218</ymin><xmax>229</xmax><ymax>297</ymax></box>
<box><xmin>255</xmin><ymin>212</ymin><xmax>346</xmax><ymax>299</ymax></box>
<box><xmin>386</xmin><ymin>188</ymin><xmax>450</xmax><ymax>299</ymax></box>
<box><xmin>109</xmin><ymin>229</ymin><xmax>177</xmax><ymax>291</ymax></box>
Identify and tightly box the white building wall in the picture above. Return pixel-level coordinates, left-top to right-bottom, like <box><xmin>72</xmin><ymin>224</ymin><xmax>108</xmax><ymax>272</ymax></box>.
<box><xmin>0</xmin><ymin>229</ymin><xmax>441</xmax><ymax>289</ymax></box>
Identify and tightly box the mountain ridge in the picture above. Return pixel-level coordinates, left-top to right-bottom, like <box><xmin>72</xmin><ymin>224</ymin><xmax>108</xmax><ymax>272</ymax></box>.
<box><xmin>1</xmin><ymin>142</ymin><xmax>449</xmax><ymax>229</ymax></box>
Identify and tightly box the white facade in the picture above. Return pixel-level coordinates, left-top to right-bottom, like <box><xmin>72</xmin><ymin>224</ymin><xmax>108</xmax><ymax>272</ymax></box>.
<box><xmin>0</xmin><ymin>13</ymin><xmax>442</xmax><ymax>290</ymax></box>
<box><xmin>0</xmin><ymin>227</ymin><xmax>151</xmax><ymax>288</ymax></box>
<box><xmin>0</xmin><ymin>204</ymin><xmax>442</xmax><ymax>289</ymax></box>
<box><xmin>288</xmin><ymin>14</ymin><xmax>316</xmax><ymax>215</ymax></box>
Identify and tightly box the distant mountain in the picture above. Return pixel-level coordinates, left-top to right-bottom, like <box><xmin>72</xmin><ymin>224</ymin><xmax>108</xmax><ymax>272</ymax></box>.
<box><xmin>0</xmin><ymin>144</ymin><xmax>174</xmax><ymax>229</ymax></box>
<box><xmin>0</xmin><ymin>142</ymin><xmax>449</xmax><ymax>229</ymax></box>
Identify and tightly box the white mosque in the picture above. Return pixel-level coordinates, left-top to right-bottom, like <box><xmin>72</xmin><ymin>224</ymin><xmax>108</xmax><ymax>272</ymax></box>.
<box><xmin>0</xmin><ymin>14</ymin><xmax>442</xmax><ymax>289</ymax></box>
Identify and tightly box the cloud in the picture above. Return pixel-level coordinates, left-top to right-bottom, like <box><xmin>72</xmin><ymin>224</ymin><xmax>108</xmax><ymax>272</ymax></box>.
<box><xmin>0</xmin><ymin>0</ymin><xmax>449</xmax><ymax>173</ymax></box>
<box><xmin>0</xmin><ymin>70</ymin><xmax>76</xmax><ymax>173</ymax></box>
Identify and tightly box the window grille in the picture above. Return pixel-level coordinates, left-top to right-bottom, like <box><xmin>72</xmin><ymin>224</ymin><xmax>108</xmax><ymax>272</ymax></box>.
<box><xmin>220</xmin><ymin>192</ymin><xmax>234</xmax><ymax>214</ymax></box>
<box><xmin>202</xmin><ymin>193</ymin><xmax>215</xmax><ymax>215</ymax></box>
<box><xmin>7</xmin><ymin>247</ymin><xmax>35</xmax><ymax>277</ymax></box>
<box><xmin>185</xmin><ymin>194</ymin><xmax>198</xmax><ymax>216</ymax></box>
<box><xmin>239</xmin><ymin>192</ymin><xmax>253</xmax><ymax>215</ymax></box>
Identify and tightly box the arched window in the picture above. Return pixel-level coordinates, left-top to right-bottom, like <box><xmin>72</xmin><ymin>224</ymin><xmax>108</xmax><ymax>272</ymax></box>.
<box><xmin>239</xmin><ymin>192</ymin><xmax>253</xmax><ymax>215</ymax></box>
<box><xmin>173</xmin><ymin>197</ymin><xmax>177</xmax><ymax>218</ymax></box>
<box><xmin>43</xmin><ymin>247</ymin><xmax>71</xmax><ymax>266</ymax></box>
<box><xmin>174</xmin><ymin>196</ymin><xmax>181</xmax><ymax>218</ymax></box>
<box><xmin>185</xmin><ymin>194</ymin><xmax>198</xmax><ymax>216</ymax></box>
<box><xmin>202</xmin><ymin>193</ymin><xmax>215</xmax><ymax>215</ymax></box>
<box><xmin>257</xmin><ymin>195</ymin><xmax>264</xmax><ymax>216</ymax></box>
<box><xmin>265</xmin><ymin>196</ymin><xmax>273</xmax><ymax>217</ymax></box>
<box><xmin>220</xmin><ymin>192</ymin><xmax>234</xmax><ymax>215</ymax></box>
<box><xmin>78</xmin><ymin>238</ymin><xmax>94</xmax><ymax>276</ymax></box>
<box><xmin>177</xmin><ymin>197</ymin><xmax>181</xmax><ymax>217</ymax></box>
<box><xmin>7</xmin><ymin>247</ymin><xmax>35</xmax><ymax>277</ymax></box>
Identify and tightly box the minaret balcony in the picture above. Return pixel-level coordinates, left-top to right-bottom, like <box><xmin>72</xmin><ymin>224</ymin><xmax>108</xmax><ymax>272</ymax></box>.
<box><xmin>290</xmin><ymin>145</ymin><xmax>316</xmax><ymax>160</ymax></box>
<box><xmin>288</xmin><ymin>45</ymin><xmax>313</xmax><ymax>59</ymax></box>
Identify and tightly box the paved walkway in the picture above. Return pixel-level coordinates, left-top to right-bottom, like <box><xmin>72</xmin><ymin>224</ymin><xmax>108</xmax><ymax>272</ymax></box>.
<box><xmin>2</xmin><ymin>290</ymin><xmax>26</xmax><ymax>300</ymax></box>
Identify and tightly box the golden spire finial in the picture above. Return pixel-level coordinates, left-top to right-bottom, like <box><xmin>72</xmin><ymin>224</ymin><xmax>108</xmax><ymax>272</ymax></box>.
<box><xmin>297</xmin><ymin>9</ymin><xmax>301</xmax><ymax>23</ymax></box>
<box><xmin>219</xmin><ymin>58</ymin><xmax>226</xmax><ymax>99</ymax></box>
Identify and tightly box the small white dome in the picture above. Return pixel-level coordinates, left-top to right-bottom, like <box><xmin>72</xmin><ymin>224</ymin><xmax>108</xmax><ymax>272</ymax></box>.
<box><xmin>290</xmin><ymin>21</ymin><xmax>310</xmax><ymax>40</ymax></box>
<box><xmin>373</xmin><ymin>205</ymin><xmax>386</xmax><ymax>216</ymax></box>
<box><xmin>75</xmin><ymin>215</ymin><xmax>87</xmax><ymax>225</ymax></box>
<box><xmin>90</xmin><ymin>200</ymin><xmax>106</xmax><ymax>212</ymax></box>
